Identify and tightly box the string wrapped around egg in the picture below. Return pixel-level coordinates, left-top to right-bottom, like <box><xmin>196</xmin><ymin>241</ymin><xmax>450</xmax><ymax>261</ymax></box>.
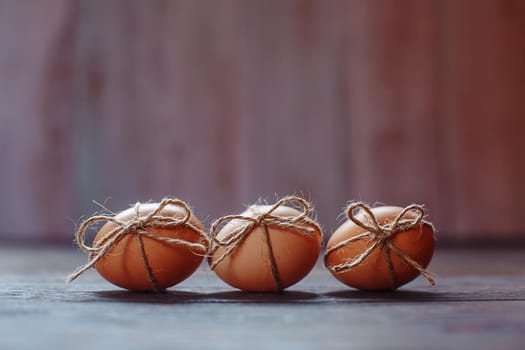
<box><xmin>67</xmin><ymin>198</ymin><xmax>209</xmax><ymax>292</ymax></box>
<box><xmin>208</xmin><ymin>196</ymin><xmax>323</xmax><ymax>292</ymax></box>
<box><xmin>324</xmin><ymin>202</ymin><xmax>436</xmax><ymax>291</ymax></box>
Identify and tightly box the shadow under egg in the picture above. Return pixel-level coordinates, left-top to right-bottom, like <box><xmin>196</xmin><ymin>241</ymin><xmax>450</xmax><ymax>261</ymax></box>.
<box><xmin>92</xmin><ymin>289</ymin><xmax>209</xmax><ymax>304</ymax></box>
<box><xmin>322</xmin><ymin>289</ymin><xmax>443</xmax><ymax>303</ymax></box>
<box><xmin>204</xmin><ymin>290</ymin><xmax>320</xmax><ymax>304</ymax></box>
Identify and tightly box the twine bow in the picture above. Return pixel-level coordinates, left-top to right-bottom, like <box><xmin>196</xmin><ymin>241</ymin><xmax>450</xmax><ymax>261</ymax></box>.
<box><xmin>324</xmin><ymin>202</ymin><xmax>435</xmax><ymax>288</ymax></box>
<box><xmin>67</xmin><ymin>198</ymin><xmax>208</xmax><ymax>292</ymax></box>
<box><xmin>209</xmin><ymin>196</ymin><xmax>320</xmax><ymax>291</ymax></box>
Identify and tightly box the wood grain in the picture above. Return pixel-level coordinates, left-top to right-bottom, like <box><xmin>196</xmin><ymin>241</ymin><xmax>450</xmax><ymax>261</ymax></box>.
<box><xmin>442</xmin><ymin>0</ymin><xmax>525</xmax><ymax>237</ymax></box>
<box><xmin>0</xmin><ymin>0</ymin><xmax>524</xmax><ymax>241</ymax></box>
<box><xmin>0</xmin><ymin>0</ymin><xmax>74</xmax><ymax>240</ymax></box>
<box><xmin>343</xmin><ymin>0</ymin><xmax>444</xmax><ymax>227</ymax></box>
<box><xmin>0</xmin><ymin>245</ymin><xmax>524</xmax><ymax>350</ymax></box>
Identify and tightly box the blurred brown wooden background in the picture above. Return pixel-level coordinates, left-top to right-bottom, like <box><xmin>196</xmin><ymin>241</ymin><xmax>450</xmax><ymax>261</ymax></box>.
<box><xmin>0</xmin><ymin>0</ymin><xmax>524</xmax><ymax>243</ymax></box>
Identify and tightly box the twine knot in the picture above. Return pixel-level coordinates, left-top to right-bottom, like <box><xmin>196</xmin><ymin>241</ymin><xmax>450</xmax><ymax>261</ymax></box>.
<box><xmin>255</xmin><ymin>212</ymin><xmax>270</xmax><ymax>226</ymax></box>
<box><xmin>325</xmin><ymin>202</ymin><xmax>435</xmax><ymax>288</ymax></box>
<box><xmin>209</xmin><ymin>196</ymin><xmax>320</xmax><ymax>291</ymax></box>
<box><xmin>67</xmin><ymin>198</ymin><xmax>208</xmax><ymax>292</ymax></box>
<box><xmin>134</xmin><ymin>214</ymin><xmax>149</xmax><ymax>232</ymax></box>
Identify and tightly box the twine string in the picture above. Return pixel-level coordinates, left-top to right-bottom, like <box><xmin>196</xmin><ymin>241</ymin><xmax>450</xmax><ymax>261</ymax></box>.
<box><xmin>261</xmin><ymin>224</ymin><xmax>283</xmax><ymax>291</ymax></box>
<box><xmin>209</xmin><ymin>196</ymin><xmax>319</xmax><ymax>291</ymax></box>
<box><xmin>324</xmin><ymin>202</ymin><xmax>435</xmax><ymax>288</ymax></box>
<box><xmin>67</xmin><ymin>198</ymin><xmax>208</xmax><ymax>291</ymax></box>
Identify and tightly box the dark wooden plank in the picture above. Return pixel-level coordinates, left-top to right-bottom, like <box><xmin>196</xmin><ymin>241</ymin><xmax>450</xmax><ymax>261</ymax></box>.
<box><xmin>2</xmin><ymin>245</ymin><xmax>525</xmax><ymax>298</ymax></box>
<box><xmin>1</xmin><ymin>246</ymin><xmax>525</xmax><ymax>350</ymax></box>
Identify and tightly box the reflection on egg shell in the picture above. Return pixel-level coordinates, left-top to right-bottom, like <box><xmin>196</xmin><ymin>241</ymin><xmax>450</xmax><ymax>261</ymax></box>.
<box><xmin>93</xmin><ymin>203</ymin><xmax>208</xmax><ymax>291</ymax></box>
<box><xmin>325</xmin><ymin>206</ymin><xmax>434</xmax><ymax>291</ymax></box>
<box><xmin>209</xmin><ymin>205</ymin><xmax>323</xmax><ymax>292</ymax></box>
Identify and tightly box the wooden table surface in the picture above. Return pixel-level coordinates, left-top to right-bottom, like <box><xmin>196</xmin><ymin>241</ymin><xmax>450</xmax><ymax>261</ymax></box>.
<box><xmin>1</xmin><ymin>245</ymin><xmax>524</xmax><ymax>350</ymax></box>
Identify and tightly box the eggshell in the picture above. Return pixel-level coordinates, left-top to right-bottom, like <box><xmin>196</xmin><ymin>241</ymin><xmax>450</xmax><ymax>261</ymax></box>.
<box><xmin>325</xmin><ymin>206</ymin><xmax>434</xmax><ymax>291</ymax></box>
<box><xmin>93</xmin><ymin>203</ymin><xmax>208</xmax><ymax>291</ymax></box>
<box><xmin>209</xmin><ymin>205</ymin><xmax>323</xmax><ymax>292</ymax></box>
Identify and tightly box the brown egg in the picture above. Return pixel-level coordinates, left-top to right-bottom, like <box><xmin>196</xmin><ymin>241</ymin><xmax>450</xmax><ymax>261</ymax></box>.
<box><xmin>93</xmin><ymin>203</ymin><xmax>208</xmax><ymax>291</ymax></box>
<box><xmin>209</xmin><ymin>204</ymin><xmax>323</xmax><ymax>292</ymax></box>
<box><xmin>325</xmin><ymin>205</ymin><xmax>434</xmax><ymax>291</ymax></box>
